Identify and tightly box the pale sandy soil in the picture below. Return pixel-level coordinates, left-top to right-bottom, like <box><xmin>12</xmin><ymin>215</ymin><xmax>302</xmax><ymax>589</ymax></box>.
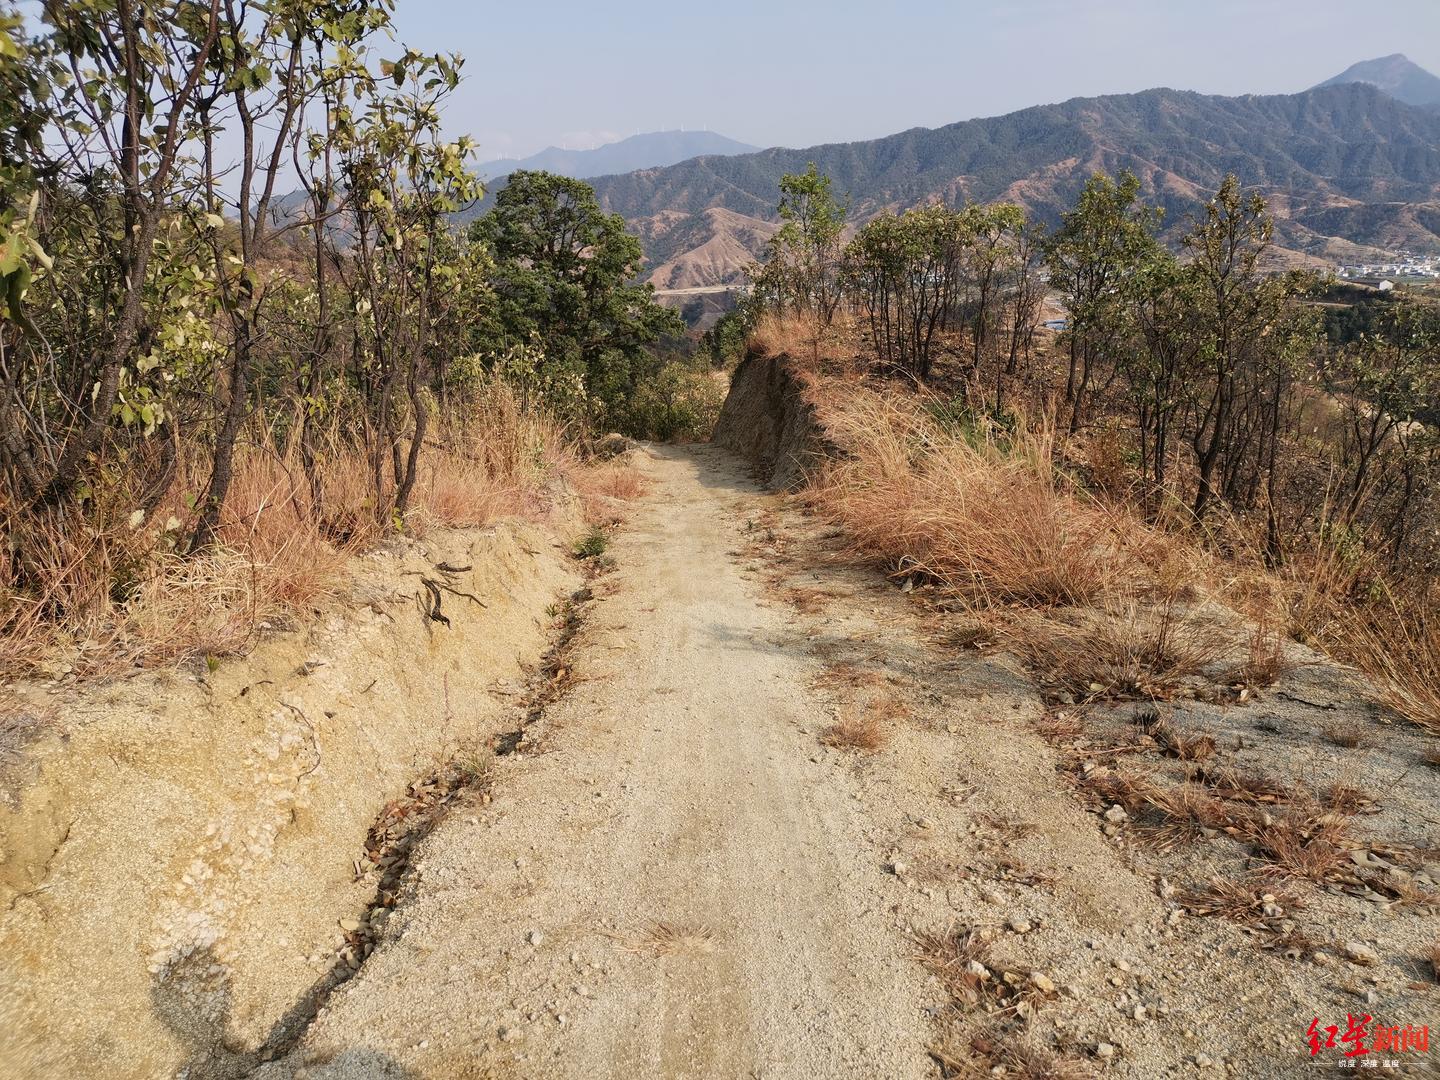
<box><xmin>253</xmin><ymin>444</ymin><xmax>1437</xmax><ymax>1080</ymax></box>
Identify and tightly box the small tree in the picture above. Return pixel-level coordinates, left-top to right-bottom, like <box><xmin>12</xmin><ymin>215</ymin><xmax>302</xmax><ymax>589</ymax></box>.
<box><xmin>756</xmin><ymin>163</ymin><xmax>847</xmax><ymax>325</ymax></box>
<box><xmin>1044</xmin><ymin>171</ymin><xmax>1162</xmax><ymax>433</ymax></box>
<box><xmin>472</xmin><ymin>171</ymin><xmax>682</xmax><ymax>424</ymax></box>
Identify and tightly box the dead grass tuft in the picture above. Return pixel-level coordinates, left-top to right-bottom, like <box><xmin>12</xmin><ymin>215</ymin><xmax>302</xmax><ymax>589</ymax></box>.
<box><xmin>2</xmin><ymin>377</ymin><xmax>577</xmax><ymax>678</ymax></box>
<box><xmin>806</xmin><ymin>386</ymin><xmax>1134</xmax><ymax>609</ymax></box>
<box><xmin>811</xmin><ymin>661</ymin><xmax>886</xmax><ymax>693</ymax></box>
<box><xmin>1194</xmin><ymin>765</ymin><xmax>1292</xmax><ymax>805</ymax></box>
<box><xmin>978</xmin><ymin>812</ymin><xmax>1040</xmax><ymax>841</ymax></box>
<box><xmin>914</xmin><ymin>924</ymin><xmax>994</xmax><ymax>1009</ymax></box>
<box><xmin>1234</xmin><ymin>621</ymin><xmax>1289</xmax><ymax>688</ymax></box>
<box><xmin>819</xmin><ymin>704</ymin><xmax>889</xmax><ymax>752</ymax></box>
<box><xmin>634</xmin><ymin>922</ymin><xmax>715</xmax><ymax>956</ymax></box>
<box><xmin>1033</xmin><ymin>711</ymin><xmax>1084</xmax><ymax>743</ymax></box>
<box><xmin>1345</xmin><ymin>606</ymin><xmax>1440</xmax><ymax>736</ymax></box>
<box><xmin>1010</xmin><ymin>599</ymin><xmax>1228</xmax><ymax>702</ymax></box>
<box><xmin>1318</xmin><ymin>783</ymin><xmax>1379</xmax><ymax>816</ymax></box>
<box><xmin>1322</xmin><ymin>721</ymin><xmax>1372</xmax><ymax>750</ymax></box>
<box><xmin>1177</xmin><ymin>875</ymin><xmax>1305</xmax><ymax>925</ymax></box>
<box><xmin>1134</xmin><ymin>707</ymin><xmax>1215</xmax><ymax>761</ymax></box>
<box><xmin>1247</xmin><ymin>807</ymin><xmax>1353</xmax><ymax>883</ymax></box>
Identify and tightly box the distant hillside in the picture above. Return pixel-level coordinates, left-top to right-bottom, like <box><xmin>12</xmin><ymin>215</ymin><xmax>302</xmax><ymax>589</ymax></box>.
<box><xmin>588</xmin><ymin>83</ymin><xmax>1440</xmax><ymax>290</ymax></box>
<box><xmin>1314</xmin><ymin>54</ymin><xmax>1440</xmax><ymax>109</ymax></box>
<box><xmin>476</xmin><ymin>130</ymin><xmax>758</xmax><ymax>181</ymax></box>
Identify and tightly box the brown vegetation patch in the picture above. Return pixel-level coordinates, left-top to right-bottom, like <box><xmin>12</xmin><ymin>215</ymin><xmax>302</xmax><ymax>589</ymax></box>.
<box><xmin>1009</xmin><ymin>600</ymin><xmax>1228</xmax><ymax>702</ymax></box>
<box><xmin>1177</xmin><ymin>875</ymin><xmax>1305</xmax><ymax>926</ymax></box>
<box><xmin>819</xmin><ymin>705</ymin><xmax>889</xmax><ymax>752</ymax></box>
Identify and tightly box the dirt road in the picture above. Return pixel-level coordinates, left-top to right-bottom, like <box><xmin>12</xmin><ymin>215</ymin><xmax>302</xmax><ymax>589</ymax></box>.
<box><xmin>261</xmin><ymin>444</ymin><xmax>935</xmax><ymax>1078</ymax></box>
<box><xmin>255</xmin><ymin>442</ymin><xmax>1407</xmax><ymax>1080</ymax></box>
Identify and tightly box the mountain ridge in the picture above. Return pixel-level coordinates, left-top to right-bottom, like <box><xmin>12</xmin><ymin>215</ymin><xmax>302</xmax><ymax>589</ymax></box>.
<box><xmin>586</xmin><ymin>82</ymin><xmax>1440</xmax><ymax>290</ymax></box>
<box><xmin>1313</xmin><ymin>53</ymin><xmax>1440</xmax><ymax>108</ymax></box>
<box><xmin>477</xmin><ymin>129</ymin><xmax>758</xmax><ymax>181</ymax></box>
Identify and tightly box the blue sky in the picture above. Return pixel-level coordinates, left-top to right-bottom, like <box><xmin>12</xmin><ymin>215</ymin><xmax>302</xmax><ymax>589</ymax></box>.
<box><xmin>390</xmin><ymin>0</ymin><xmax>1440</xmax><ymax>161</ymax></box>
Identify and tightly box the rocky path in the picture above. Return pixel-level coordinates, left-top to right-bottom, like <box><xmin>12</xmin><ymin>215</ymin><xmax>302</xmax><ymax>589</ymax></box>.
<box><xmin>258</xmin><ymin>444</ymin><xmax>935</xmax><ymax>1079</ymax></box>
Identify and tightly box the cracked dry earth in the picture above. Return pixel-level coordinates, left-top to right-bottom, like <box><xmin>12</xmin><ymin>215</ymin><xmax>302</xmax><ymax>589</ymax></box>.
<box><xmin>254</xmin><ymin>443</ymin><xmax>1435</xmax><ymax>1080</ymax></box>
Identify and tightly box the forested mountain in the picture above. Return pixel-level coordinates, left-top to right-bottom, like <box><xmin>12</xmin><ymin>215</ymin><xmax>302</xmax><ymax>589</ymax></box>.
<box><xmin>476</xmin><ymin>130</ymin><xmax>757</xmax><ymax>181</ymax></box>
<box><xmin>1314</xmin><ymin>53</ymin><xmax>1440</xmax><ymax>108</ymax></box>
<box><xmin>587</xmin><ymin>83</ymin><xmax>1440</xmax><ymax>289</ymax></box>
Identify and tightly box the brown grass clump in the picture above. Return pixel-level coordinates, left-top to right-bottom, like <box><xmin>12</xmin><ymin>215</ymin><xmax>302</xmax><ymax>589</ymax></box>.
<box><xmin>1321</xmin><ymin>721</ymin><xmax>1371</xmax><ymax>750</ymax></box>
<box><xmin>1376</xmin><ymin>879</ymin><xmax>1440</xmax><ymax>914</ymax></box>
<box><xmin>914</xmin><ymin>924</ymin><xmax>995</xmax><ymax>1009</ymax></box>
<box><xmin>1318</xmin><ymin>783</ymin><xmax>1378</xmax><ymax>816</ymax></box>
<box><xmin>1134</xmin><ymin>707</ymin><xmax>1215</xmax><ymax>761</ymax></box>
<box><xmin>913</xmin><ymin>925</ymin><xmax>1057</xmax><ymax>1019</ymax></box>
<box><xmin>1344</xmin><ymin>604</ymin><xmax>1440</xmax><ymax>737</ymax></box>
<box><xmin>811</xmin><ymin>661</ymin><xmax>886</xmax><ymax>693</ymax></box>
<box><xmin>1177</xmin><ymin>876</ymin><xmax>1305</xmax><ymax>925</ymax></box>
<box><xmin>1234</xmin><ymin>621</ymin><xmax>1289</xmax><ymax>688</ymax></box>
<box><xmin>1135</xmin><ymin>785</ymin><xmax>1248</xmax><ymax>850</ymax></box>
<box><xmin>746</xmin><ymin>311</ymin><xmax>858</xmax><ymax>369</ymax></box>
<box><xmin>1247</xmin><ymin>807</ymin><xmax>1353</xmax><ymax>883</ymax></box>
<box><xmin>819</xmin><ymin>705</ymin><xmax>889</xmax><ymax>752</ymax></box>
<box><xmin>1195</xmin><ymin>765</ymin><xmax>1292</xmax><ymax>805</ymax></box>
<box><xmin>978</xmin><ymin>812</ymin><xmax>1040</xmax><ymax>841</ymax></box>
<box><xmin>1032</xmin><ymin>711</ymin><xmax>1085</xmax><ymax>743</ymax></box>
<box><xmin>1</xmin><ymin>377</ymin><xmax>580</xmax><ymax>678</ymax></box>
<box><xmin>806</xmin><ymin>385</ymin><xmax>1132</xmax><ymax>609</ymax></box>
<box><xmin>1012</xmin><ymin>599</ymin><xmax>1227</xmax><ymax>702</ymax></box>
<box><xmin>634</xmin><ymin>922</ymin><xmax>715</xmax><ymax>956</ymax></box>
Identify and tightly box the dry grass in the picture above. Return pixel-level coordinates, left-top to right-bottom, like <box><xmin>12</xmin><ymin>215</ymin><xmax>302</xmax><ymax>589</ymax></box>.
<box><xmin>806</xmin><ymin>385</ymin><xmax>1136</xmax><ymax>609</ymax></box>
<box><xmin>1322</xmin><ymin>721</ymin><xmax>1371</xmax><ymax>750</ymax></box>
<box><xmin>633</xmin><ymin>922</ymin><xmax>715</xmax><ymax>956</ymax></box>
<box><xmin>599</xmin><ymin>921</ymin><xmax>716</xmax><ymax>957</ymax></box>
<box><xmin>915</xmin><ymin>924</ymin><xmax>995</xmax><ymax>1009</ymax></box>
<box><xmin>1346</xmin><ymin>608</ymin><xmax>1440</xmax><ymax>736</ymax></box>
<box><xmin>1376</xmin><ymin>879</ymin><xmax>1440</xmax><ymax>913</ymax></box>
<box><xmin>1177</xmin><ymin>875</ymin><xmax>1304</xmax><ymax>925</ymax></box>
<box><xmin>978</xmin><ymin>812</ymin><xmax>1040</xmax><ymax>841</ymax></box>
<box><xmin>811</xmin><ymin>661</ymin><xmax>886</xmax><ymax>693</ymax></box>
<box><xmin>1429</xmin><ymin>943</ymin><xmax>1440</xmax><ymax>982</ymax></box>
<box><xmin>1032</xmin><ymin>710</ymin><xmax>1084</xmax><ymax>743</ymax></box>
<box><xmin>818</xmin><ymin>701</ymin><xmax>891</xmax><ymax>752</ymax></box>
<box><xmin>914</xmin><ymin>925</ymin><xmax>1056</xmax><ymax>1018</ymax></box>
<box><xmin>1247</xmin><ymin>807</ymin><xmax>1354</xmax><ymax>883</ymax></box>
<box><xmin>1195</xmin><ymin>765</ymin><xmax>1292</xmax><ymax>805</ymax></box>
<box><xmin>0</xmin><ymin>378</ymin><xmax>586</xmax><ymax>678</ymax></box>
<box><xmin>1318</xmin><ymin>783</ymin><xmax>1378</xmax><ymax>816</ymax></box>
<box><xmin>1010</xmin><ymin>599</ymin><xmax>1228</xmax><ymax>702</ymax></box>
<box><xmin>1233</xmin><ymin>621</ymin><xmax>1288</xmax><ymax>688</ymax></box>
<box><xmin>1134</xmin><ymin>707</ymin><xmax>1215</xmax><ymax>761</ymax></box>
<box><xmin>746</xmin><ymin>311</ymin><xmax>857</xmax><ymax>370</ymax></box>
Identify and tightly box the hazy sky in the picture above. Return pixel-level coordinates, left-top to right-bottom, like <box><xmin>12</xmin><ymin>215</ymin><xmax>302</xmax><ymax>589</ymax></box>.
<box><xmin>391</xmin><ymin>0</ymin><xmax>1440</xmax><ymax>161</ymax></box>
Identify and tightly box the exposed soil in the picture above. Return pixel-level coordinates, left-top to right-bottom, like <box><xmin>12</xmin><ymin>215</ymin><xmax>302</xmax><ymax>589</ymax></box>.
<box><xmin>4</xmin><ymin>441</ymin><xmax>1437</xmax><ymax>1078</ymax></box>
<box><xmin>252</xmin><ymin>443</ymin><xmax>1435</xmax><ymax>1079</ymax></box>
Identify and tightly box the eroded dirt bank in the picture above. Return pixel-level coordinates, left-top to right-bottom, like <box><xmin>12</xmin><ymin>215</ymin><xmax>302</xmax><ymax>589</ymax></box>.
<box><xmin>0</xmin><ymin>518</ymin><xmax>583</xmax><ymax>1079</ymax></box>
